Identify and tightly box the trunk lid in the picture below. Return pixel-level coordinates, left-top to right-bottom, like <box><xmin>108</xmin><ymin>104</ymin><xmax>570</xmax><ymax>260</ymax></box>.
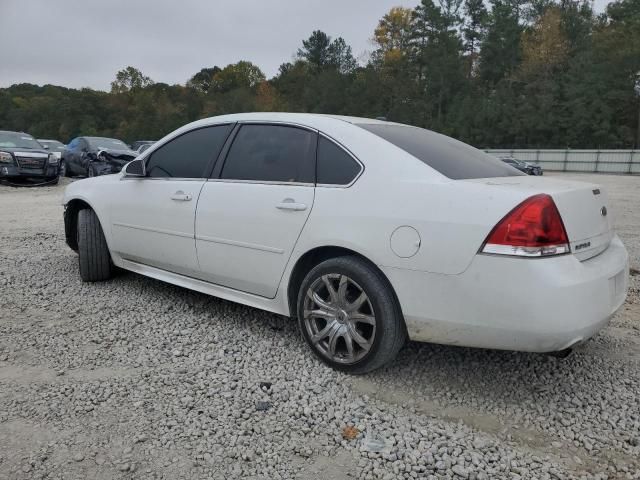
<box><xmin>465</xmin><ymin>177</ymin><xmax>613</xmax><ymax>261</ymax></box>
<box><xmin>552</xmin><ymin>185</ymin><xmax>612</xmax><ymax>261</ymax></box>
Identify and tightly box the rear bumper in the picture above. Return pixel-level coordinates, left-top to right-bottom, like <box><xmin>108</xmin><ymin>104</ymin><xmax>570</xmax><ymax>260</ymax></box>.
<box><xmin>383</xmin><ymin>235</ymin><xmax>629</xmax><ymax>352</ymax></box>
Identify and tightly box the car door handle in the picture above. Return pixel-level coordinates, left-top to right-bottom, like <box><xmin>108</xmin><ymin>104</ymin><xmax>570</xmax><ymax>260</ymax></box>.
<box><xmin>276</xmin><ymin>198</ymin><xmax>307</xmax><ymax>211</ymax></box>
<box><xmin>170</xmin><ymin>191</ymin><xmax>192</xmax><ymax>202</ymax></box>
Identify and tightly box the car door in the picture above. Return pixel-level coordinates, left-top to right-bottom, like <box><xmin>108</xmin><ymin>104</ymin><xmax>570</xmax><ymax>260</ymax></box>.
<box><xmin>109</xmin><ymin>124</ymin><xmax>234</xmax><ymax>276</ymax></box>
<box><xmin>195</xmin><ymin>123</ymin><xmax>316</xmax><ymax>298</ymax></box>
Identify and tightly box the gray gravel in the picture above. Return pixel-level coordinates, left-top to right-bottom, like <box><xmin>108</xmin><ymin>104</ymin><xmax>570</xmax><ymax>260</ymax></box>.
<box><xmin>0</xmin><ymin>172</ymin><xmax>639</xmax><ymax>480</ymax></box>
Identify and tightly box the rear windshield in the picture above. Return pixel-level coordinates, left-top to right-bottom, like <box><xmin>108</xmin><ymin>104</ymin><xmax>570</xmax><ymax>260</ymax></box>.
<box><xmin>356</xmin><ymin>123</ymin><xmax>524</xmax><ymax>180</ymax></box>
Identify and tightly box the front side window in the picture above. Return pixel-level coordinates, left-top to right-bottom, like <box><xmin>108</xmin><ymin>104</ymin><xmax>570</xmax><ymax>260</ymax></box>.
<box><xmin>221</xmin><ymin>124</ymin><xmax>315</xmax><ymax>183</ymax></box>
<box><xmin>146</xmin><ymin>124</ymin><xmax>233</xmax><ymax>178</ymax></box>
<box><xmin>316</xmin><ymin>136</ymin><xmax>362</xmax><ymax>185</ymax></box>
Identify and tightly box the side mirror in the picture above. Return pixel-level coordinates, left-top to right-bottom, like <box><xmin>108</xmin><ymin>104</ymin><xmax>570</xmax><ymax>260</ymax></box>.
<box><xmin>123</xmin><ymin>158</ymin><xmax>146</xmax><ymax>177</ymax></box>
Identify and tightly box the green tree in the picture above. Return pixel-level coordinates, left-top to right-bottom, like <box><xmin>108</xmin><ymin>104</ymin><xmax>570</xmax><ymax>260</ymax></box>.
<box><xmin>297</xmin><ymin>30</ymin><xmax>357</xmax><ymax>73</ymax></box>
<box><xmin>110</xmin><ymin>67</ymin><xmax>154</xmax><ymax>94</ymax></box>
<box><xmin>210</xmin><ymin>61</ymin><xmax>265</xmax><ymax>94</ymax></box>
<box><xmin>186</xmin><ymin>67</ymin><xmax>222</xmax><ymax>93</ymax></box>
<box><xmin>479</xmin><ymin>0</ymin><xmax>525</xmax><ymax>86</ymax></box>
<box><xmin>462</xmin><ymin>0</ymin><xmax>489</xmax><ymax>75</ymax></box>
<box><xmin>410</xmin><ymin>0</ymin><xmax>468</xmax><ymax>128</ymax></box>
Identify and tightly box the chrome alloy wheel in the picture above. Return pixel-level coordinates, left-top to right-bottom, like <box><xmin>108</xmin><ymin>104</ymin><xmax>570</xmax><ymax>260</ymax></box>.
<box><xmin>303</xmin><ymin>274</ymin><xmax>376</xmax><ymax>365</ymax></box>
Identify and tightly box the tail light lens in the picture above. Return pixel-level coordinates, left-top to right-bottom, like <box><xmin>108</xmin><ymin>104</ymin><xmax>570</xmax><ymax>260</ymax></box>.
<box><xmin>481</xmin><ymin>194</ymin><xmax>570</xmax><ymax>257</ymax></box>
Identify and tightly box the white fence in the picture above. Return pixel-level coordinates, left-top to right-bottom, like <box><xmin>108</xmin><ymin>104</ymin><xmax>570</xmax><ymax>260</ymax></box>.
<box><xmin>485</xmin><ymin>149</ymin><xmax>640</xmax><ymax>175</ymax></box>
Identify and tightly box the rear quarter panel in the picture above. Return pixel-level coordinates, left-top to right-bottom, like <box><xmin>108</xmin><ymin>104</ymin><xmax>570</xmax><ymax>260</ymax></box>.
<box><xmin>294</xmin><ymin>142</ymin><xmax>534</xmax><ymax>276</ymax></box>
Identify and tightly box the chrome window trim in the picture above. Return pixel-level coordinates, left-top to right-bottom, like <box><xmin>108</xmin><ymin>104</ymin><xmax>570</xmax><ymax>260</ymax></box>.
<box><xmin>315</xmin><ymin>132</ymin><xmax>365</xmax><ymax>189</ymax></box>
<box><xmin>120</xmin><ymin>121</ymin><xmax>364</xmax><ymax>188</ymax></box>
<box><xmin>120</xmin><ymin>176</ymin><xmax>207</xmax><ymax>182</ymax></box>
<box><xmin>236</xmin><ymin>120</ymin><xmax>319</xmax><ymax>133</ymax></box>
<box><xmin>207</xmin><ymin>178</ymin><xmax>314</xmax><ymax>187</ymax></box>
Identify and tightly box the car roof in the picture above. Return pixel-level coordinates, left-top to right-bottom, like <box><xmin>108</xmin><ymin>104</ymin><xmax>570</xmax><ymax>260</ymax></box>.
<box><xmin>185</xmin><ymin>112</ymin><xmax>394</xmax><ymax>130</ymax></box>
<box><xmin>0</xmin><ymin>130</ymin><xmax>30</xmax><ymax>135</ymax></box>
<box><xmin>83</xmin><ymin>136</ymin><xmax>118</xmax><ymax>139</ymax></box>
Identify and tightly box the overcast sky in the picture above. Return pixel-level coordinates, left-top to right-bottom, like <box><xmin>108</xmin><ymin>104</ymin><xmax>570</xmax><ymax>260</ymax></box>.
<box><xmin>0</xmin><ymin>0</ymin><xmax>611</xmax><ymax>91</ymax></box>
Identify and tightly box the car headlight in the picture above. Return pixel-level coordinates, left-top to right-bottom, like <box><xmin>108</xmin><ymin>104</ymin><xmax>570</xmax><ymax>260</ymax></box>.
<box><xmin>48</xmin><ymin>153</ymin><xmax>59</xmax><ymax>165</ymax></box>
<box><xmin>0</xmin><ymin>151</ymin><xmax>14</xmax><ymax>164</ymax></box>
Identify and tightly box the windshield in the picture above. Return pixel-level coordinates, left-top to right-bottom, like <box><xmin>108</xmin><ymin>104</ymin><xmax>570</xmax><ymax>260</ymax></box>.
<box><xmin>356</xmin><ymin>123</ymin><xmax>524</xmax><ymax>180</ymax></box>
<box><xmin>0</xmin><ymin>131</ymin><xmax>43</xmax><ymax>150</ymax></box>
<box><xmin>38</xmin><ymin>140</ymin><xmax>66</xmax><ymax>152</ymax></box>
<box><xmin>86</xmin><ymin>137</ymin><xmax>129</xmax><ymax>150</ymax></box>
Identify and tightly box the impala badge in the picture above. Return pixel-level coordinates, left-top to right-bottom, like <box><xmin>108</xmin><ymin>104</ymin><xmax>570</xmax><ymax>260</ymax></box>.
<box><xmin>575</xmin><ymin>241</ymin><xmax>591</xmax><ymax>251</ymax></box>
<box><xmin>601</xmin><ymin>206</ymin><xmax>607</xmax><ymax>217</ymax></box>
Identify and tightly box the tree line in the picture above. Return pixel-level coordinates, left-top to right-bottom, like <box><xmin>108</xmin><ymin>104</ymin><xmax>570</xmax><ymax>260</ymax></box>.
<box><xmin>1</xmin><ymin>0</ymin><xmax>639</xmax><ymax>149</ymax></box>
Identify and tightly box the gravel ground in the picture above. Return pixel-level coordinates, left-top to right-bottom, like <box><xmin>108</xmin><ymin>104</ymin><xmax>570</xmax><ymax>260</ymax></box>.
<box><xmin>0</xmin><ymin>172</ymin><xmax>638</xmax><ymax>480</ymax></box>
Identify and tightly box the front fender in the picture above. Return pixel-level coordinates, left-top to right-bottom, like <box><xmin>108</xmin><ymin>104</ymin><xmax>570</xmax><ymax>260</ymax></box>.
<box><xmin>63</xmin><ymin>178</ymin><xmax>118</xmax><ymax>252</ymax></box>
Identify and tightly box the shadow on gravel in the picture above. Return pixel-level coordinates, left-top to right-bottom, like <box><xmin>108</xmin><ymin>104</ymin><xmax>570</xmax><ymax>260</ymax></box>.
<box><xmin>376</xmin><ymin>337</ymin><xmax>619</xmax><ymax>404</ymax></box>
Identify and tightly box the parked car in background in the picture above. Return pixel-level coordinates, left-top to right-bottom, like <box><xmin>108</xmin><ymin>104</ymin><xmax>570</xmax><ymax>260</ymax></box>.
<box><xmin>0</xmin><ymin>130</ymin><xmax>62</xmax><ymax>183</ymax></box>
<box><xmin>130</xmin><ymin>140</ymin><xmax>155</xmax><ymax>151</ymax></box>
<box><xmin>500</xmin><ymin>156</ymin><xmax>543</xmax><ymax>175</ymax></box>
<box><xmin>38</xmin><ymin>139</ymin><xmax>67</xmax><ymax>176</ymax></box>
<box><xmin>62</xmin><ymin>136</ymin><xmax>137</xmax><ymax>177</ymax></box>
<box><xmin>62</xmin><ymin>113</ymin><xmax>628</xmax><ymax>374</ymax></box>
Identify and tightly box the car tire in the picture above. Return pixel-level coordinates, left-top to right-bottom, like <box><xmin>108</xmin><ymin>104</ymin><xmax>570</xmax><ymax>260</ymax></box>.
<box><xmin>46</xmin><ymin>176</ymin><xmax>59</xmax><ymax>185</ymax></box>
<box><xmin>77</xmin><ymin>208</ymin><xmax>113</xmax><ymax>282</ymax></box>
<box><xmin>297</xmin><ymin>256</ymin><xmax>406</xmax><ymax>374</ymax></box>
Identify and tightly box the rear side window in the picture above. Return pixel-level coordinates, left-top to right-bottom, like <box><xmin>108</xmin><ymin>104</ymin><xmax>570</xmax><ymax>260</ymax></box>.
<box><xmin>146</xmin><ymin>124</ymin><xmax>232</xmax><ymax>178</ymax></box>
<box><xmin>356</xmin><ymin>124</ymin><xmax>524</xmax><ymax>180</ymax></box>
<box><xmin>317</xmin><ymin>136</ymin><xmax>361</xmax><ymax>185</ymax></box>
<box><xmin>221</xmin><ymin>124</ymin><xmax>315</xmax><ymax>183</ymax></box>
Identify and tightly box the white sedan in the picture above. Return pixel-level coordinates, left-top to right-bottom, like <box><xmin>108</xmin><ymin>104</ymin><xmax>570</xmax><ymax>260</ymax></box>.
<box><xmin>63</xmin><ymin>113</ymin><xmax>629</xmax><ymax>373</ymax></box>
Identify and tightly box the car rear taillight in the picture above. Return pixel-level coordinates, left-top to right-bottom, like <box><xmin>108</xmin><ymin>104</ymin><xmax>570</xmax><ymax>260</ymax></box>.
<box><xmin>481</xmin><ymin>194</ymin><xmax>570</xmax><ymax>257</ymax></box>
